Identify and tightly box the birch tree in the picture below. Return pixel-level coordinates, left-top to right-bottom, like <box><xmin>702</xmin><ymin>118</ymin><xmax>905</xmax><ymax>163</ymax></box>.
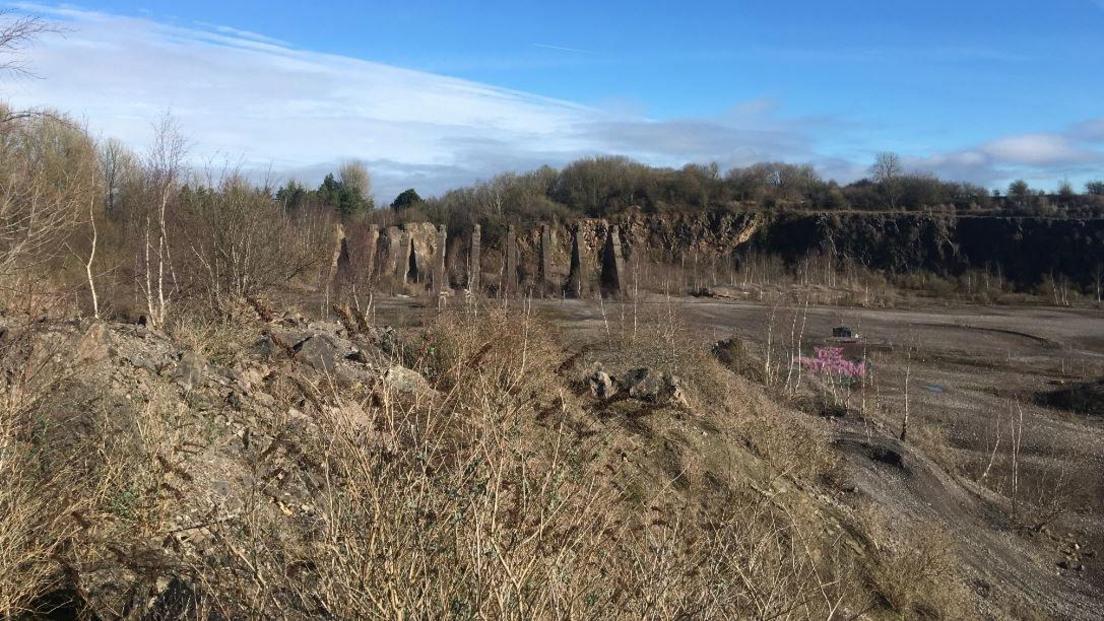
<box><xmin>141</xmin><ymin>113</ymin><xmax>187</xmax><ymax>327</ymax></box>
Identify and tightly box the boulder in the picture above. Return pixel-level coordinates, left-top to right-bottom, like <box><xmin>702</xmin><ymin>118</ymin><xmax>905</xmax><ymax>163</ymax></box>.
<box><xmin>616</xmin><ymin>368</ymin><xmax>687</xmax><ymax>406</ymax></box>
<box><xmin>76</xmin><ymin>322</ymin><xmax>110</xmax><ymax>363</ymax></box>
<box><xmin>172</xmin><ymin>351</ymin><xmax>206</xmax><ymax>391</ymax></box>
<box><xmin>585</xmin><ymin>365</ymin><xmax>618</xmax><ymax>399</ymax></box>
<box><xmin>383</xmin><ymin>365</ymin><xmax>436</xmax><ymax>398</ymax></box>
<box><xmin>250</xmin><ymin>334</ymin><xmax>279</xmax><ymax>358</ymax></box>
<box><xmin>292</xmin><ymin>334</ymin><xmax>343</xmax><ymax>373</ymax></box>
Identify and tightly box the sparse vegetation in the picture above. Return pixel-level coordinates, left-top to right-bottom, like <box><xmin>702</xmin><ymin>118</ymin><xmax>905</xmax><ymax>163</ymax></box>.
<box><xmin>1</xmin><ymin>10</ymin><xmax>1102</xmax><ymax>619</ymax></box>
<box><xmin>0</xmin><ymin>302</ymin><xmax>988</xmax><ymax>619</ymax></box>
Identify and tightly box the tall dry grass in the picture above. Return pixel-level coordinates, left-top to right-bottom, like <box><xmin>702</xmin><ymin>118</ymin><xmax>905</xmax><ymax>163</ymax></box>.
<box><xmin>0</xmin><ymin>307</ymin><xmax>973</xmax><ymax>619</ymax></box>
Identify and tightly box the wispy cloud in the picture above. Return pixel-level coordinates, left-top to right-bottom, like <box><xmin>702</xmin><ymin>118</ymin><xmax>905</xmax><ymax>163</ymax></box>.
<box><xmin>2</xmin><ymin>3</ymin><xmax>828</xmax><ymax>198</ymax></box>
<box><xmin>905</xmin><ymin>121</ymin><xmax>1104</xmax><ymax>187</ymax></box>
<box><xmin>5</xmin><ymin>4</ymin><xmax>609</xmax><ymax>197</ymax></box>
<box><xmin>192</xmin><ymin>21</ymin><xmax>289</xmax><ymax>47</ymax></box>
<box><xmin>2</xmin><ymin>3</ymin><xmax>1098</xmax><ymax>197</ymax></box>
<box><xmin>532</xmin><ymin>43</ymin><xmax>592</xmax><ymax>55</ymax></box>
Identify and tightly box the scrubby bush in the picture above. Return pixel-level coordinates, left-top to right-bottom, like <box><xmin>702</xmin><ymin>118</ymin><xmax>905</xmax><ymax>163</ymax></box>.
<box><xmin>175</xmin><ymin>174</ymin><xmax>333</xmax><ymax>311</ymax></box>
<box><xmin>0</xmin><ymin>107</ymin><xmax>99</xmax><ymax>305</ymax></box>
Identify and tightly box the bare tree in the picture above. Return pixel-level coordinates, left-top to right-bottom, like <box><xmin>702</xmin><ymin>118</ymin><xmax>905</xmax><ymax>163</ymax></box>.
<box><xmin>99</xmin><ymin>138</ymin><xmax>136</xmax><ymax>217</ymax></box>
<box><xmin>900</xmin><ymin>343</ymin><xmax>914</xmax><ymax>443</ymax></box>
<box><xmin>0</xmin><ymin>112</ymin><xmax>98</xmax><ymax>311</ymax></box>
<box><xmin>0</xmin><ymin>10</ymin><xmax>52</xmax><ymax>78</ymax></box>
<box><xmin>141</xmin><ymin>113</ymin><xmax>188</xmax><ymax>328</ymax></box>
<box><xmin>65</xmin><ymin>195</ymin><xmax>100</xmax><ymax>319</ymax></box>
<box><xmin>871</xmin><ymin>152</ymin><xmax>904</xmax><ymax>210</ymax></box>
<box><xmin>0</xmin><ymin>11</ymin><xmax>59</xmax><ymax>127</ymax></box>
<box><xmin>339</xmin><ymin>160</ymin><xmax>372</xmax><ymax>201</ymax></box>
<box><xmin>179</xmin><ymin>171</ymin><xmax>332</xmax><ymax>310</ymax></box>
<box><xmin>870</xmin><ymin>152</ymin><xmax>902</xmax><ymax>183</ymax></box>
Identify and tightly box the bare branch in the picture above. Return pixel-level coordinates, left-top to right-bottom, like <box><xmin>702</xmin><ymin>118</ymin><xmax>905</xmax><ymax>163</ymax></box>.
<box><xmin>0</xmin><ymin>10</ymin><xmax>59</xmax><ymax>78</ymax></box>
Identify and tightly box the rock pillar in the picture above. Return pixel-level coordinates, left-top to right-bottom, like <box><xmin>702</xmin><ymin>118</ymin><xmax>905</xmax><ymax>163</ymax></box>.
<box><xmin>327</xmin><ymin>223</ymin><xmax>346</xmax><ymax>292</ymax></box>
<box><xmin>434</xmin><ymin>224</ymin><xmax>448</xmax><ymax>293</ymax></box>
<box><xmin>601</xmin><ymin>225</ymin><xmax>625</xmax><ymax>296</ymax></box>
<box><xmin>397</xmin><ymin>228</ymin><xmax>414</xmax><ymax>284</ymax></box>
<box><xmin>378</xmin><ymin>226</ymin><xmax>403</xmax><ymax>282</ymax></box>
<box><xmin>566</xmin><ymin>224</ymin><xmax>585</xmax><ymax>298</ymax></box>
<box><xmin>539</xmin><ymin>223</ymin><xmax>554</xmax><ymax>293</ymax></box>
<box><xmin>469</xmin><ymin>224</ymin><xmax>481</xmax><ymax>293</ymax></box>
<box><xmin>504</xmin><ymin>224</ymin><xmax>518</xmax><ymax>296</ymax></box>
<box><xmin>364</xmin><ymin>224</ymin><xmax>379</xmax><ymax>281</ymax></box>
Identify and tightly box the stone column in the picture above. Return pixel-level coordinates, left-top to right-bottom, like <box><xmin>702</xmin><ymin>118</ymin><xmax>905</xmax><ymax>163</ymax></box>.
<box><xmin>539</xmin><ymin>223</ymin><xmax>554</xmax><ymax>293</ymax></box>
<box><xmin>397</xmin><ymin>228</ymin><xmax>414</xmax><ymax>284</ymax></box>
<box><xmin>469</xmin><ymin>224</ymin><xmax>481</xmax><ymax>293</ymax></box>
<box><xmin>364</xmin><ymin>224</ymin><xmax>379</xmax><ymax>281</ymax></box>
<box><xmin>434</xmin><ymin>224</ymin><xmax>448</xmax><ymax>293</ymax></box>
<box><xmin>378</xmin><ymin>226</ymin><xmax>401</xmax><ymax>280</ymax></box>
<box><xmin>326</xmin><ymin>223</ymin><xmax>346</xmax><ymax>292</ymax></box>
<box><xmin>601</xmin><ymin>225</ymin><xmax>625</xmax><ymax>296</ymax></box>
<box><xmin>504</xmin><ymin>224</ymin><xmax>518</xmax><ymax>296</ymax></box>
<box><xmin>566</xmin><ymin>224</ymin><xmax>585</xmax><ymax>298</ymax></box>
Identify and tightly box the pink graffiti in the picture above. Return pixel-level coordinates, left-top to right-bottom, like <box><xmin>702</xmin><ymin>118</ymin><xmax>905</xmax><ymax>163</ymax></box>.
<box><xmin>796</xmin><ymin>346</ymin><xmax>866</xmax><ymax>378</ymax></box>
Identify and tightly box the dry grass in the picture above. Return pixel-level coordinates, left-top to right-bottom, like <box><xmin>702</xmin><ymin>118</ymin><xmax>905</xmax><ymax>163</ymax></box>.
<box><xmin>0</xmin><ymin>307</ymin><xmax>977</xmax><ymax>619</ymax></box>
<box><xmin>0</xmin><ymin>323</ymin><xmax>108</xmax><ymax>616</ymax></box>
<box><xmin>166</xmin><ymin>305</ymin><xmax>256</xmax><ymax>366</ymax></box>
<box><xmin>857</xmin><ymin>505</ymin><xmax>971</xmax><ymax>619</ymax></box>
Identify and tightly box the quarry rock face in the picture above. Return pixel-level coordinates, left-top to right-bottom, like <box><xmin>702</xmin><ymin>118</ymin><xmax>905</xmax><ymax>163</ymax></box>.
<box><xmin>601</xmin><ymin>225</ymin><xmax>627</xmax><ymax>295</ymax></box>
<box><xmin>374</xmin><ymin>222</ymin><xmax>448</xmax><ymax>287</ymax></box>
<box><xmin>435</xmin><ymin>224</ymin><xmax>448</xmax><ymax>291</ymax></box>
<box><xmin>348</xmin><ymin>211</ymin><xmax>1104</xmax><ymax>297</ymax></box>
<box><xmin>539</xmin><ymin>223</ymin><xmax>555</xmax><ymax>292</ymax></box>
<box><xmin>745</xmin><ymin>212</ymin><xmax>1104</xmax><ymax>288</ymax></box>
<box><xmin>505</xmin><ymin>224</ymin><xmax>519</xmax><ymax>294</ymax></box>
<box><xmin>566</xmin><ymin>224</ymin><xmax>586</xmax><ymax>298</ymax></box>
<box><xmin>406</xmin><ymin>222</ymin><xmax>440</xmax><ymax>284</ymax></box>
<box><xmin>377</xmin><ymin>225</ymin><xmax>404</xmax><ymax>281</ymax></box>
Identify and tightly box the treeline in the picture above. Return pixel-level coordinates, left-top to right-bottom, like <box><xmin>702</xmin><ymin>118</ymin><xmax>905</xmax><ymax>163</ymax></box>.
<box><xmin>7</xmin><ymin>89</ymin><xmax>1104</xmax><ymax>321</ymax></box>
<box><xmin>0</xmin><ymin>107</ymin><xmax>337</xmax><ymax>322</ymax></box>
<box><xmin>7</xmin><ymin>103</ymin><xmax>1104</xmax><ymax>323</ymax></box>
<box><xmin>370</xmin><ymin>155</ymin><xmax>1104</xmax><ymax>236</ymax></box>
<box><xmin>274</xmin><ymin>163</ymin><xmax>374</xmax><ymax>216</ymax></box>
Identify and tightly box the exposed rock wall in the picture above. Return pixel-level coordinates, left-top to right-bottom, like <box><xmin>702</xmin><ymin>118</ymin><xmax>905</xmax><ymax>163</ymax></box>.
<box><xmin>352</xmin><ymin>213</ymin><xmax>1104</xmax><ymax>295</ymax></box>
<box><xmin>745</xmin><ymin>213</ymin><xmax>1104</xmax><ymax>288</ymax></box>
<box><xmin>376</xmin><ymin>222</ymin><xmax>445</xmax><ymax>286</ymax></box>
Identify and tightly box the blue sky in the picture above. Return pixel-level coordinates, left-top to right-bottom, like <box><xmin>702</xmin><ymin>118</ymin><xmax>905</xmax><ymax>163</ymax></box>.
<box><xmin>3</xmin><ymin>1</ymin><xmax>1103</xmax><ymax>199</ymax></box>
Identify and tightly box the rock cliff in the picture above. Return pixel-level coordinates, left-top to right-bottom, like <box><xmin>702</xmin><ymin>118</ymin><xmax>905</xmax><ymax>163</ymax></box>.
<box><xmin>349</xmin><ymin>212</ymin><xmax>1104</xmax><ymax>295</ymax></box>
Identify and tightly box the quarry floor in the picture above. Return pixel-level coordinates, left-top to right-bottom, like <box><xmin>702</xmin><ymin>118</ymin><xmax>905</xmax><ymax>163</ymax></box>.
<box><xmin>374</xmin><ymin>294</ymin><xmax>1104</xmax><ymax>618</ymax></box>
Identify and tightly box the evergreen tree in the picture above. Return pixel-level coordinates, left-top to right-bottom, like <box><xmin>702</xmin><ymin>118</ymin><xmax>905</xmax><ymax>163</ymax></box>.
<box><xmin>316</xmin><ymin>173</ymin><xmax>368</xmax><ymax>217</ymax></box>
<box><xmin>391</xmin><ymin>188</ymin><xmax>424</xmax><ymax>211</ymax></box>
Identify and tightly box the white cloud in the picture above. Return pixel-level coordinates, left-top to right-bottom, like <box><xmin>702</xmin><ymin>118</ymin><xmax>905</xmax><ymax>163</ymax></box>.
<box><xmin>905</xmin><ymin>123</ymin><xmax>1104</xmax><ymax>187</ymax></box>
<box><xmin>3</xmin><ymin>4</ymin><xmax>615</xmax><ymax>198</ymax></box>
<box><xmin>3</xmin><ymin>3</ymin><xmax>827</xmax><ymax>199</ymax></box>
<box><xmin>531</xmin><ymin>43</ymin><xmax>592</xmax><ymax>55</ymax></box>
<box><xmin>2</xmin><ymin>4</ymin><xmax>1099</xmax><ymax>198</ymax></box>
<box><xmin>981</xmin><ymin>133</ymin><xmax>1094</xmax><ymax>166</ymax></box>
